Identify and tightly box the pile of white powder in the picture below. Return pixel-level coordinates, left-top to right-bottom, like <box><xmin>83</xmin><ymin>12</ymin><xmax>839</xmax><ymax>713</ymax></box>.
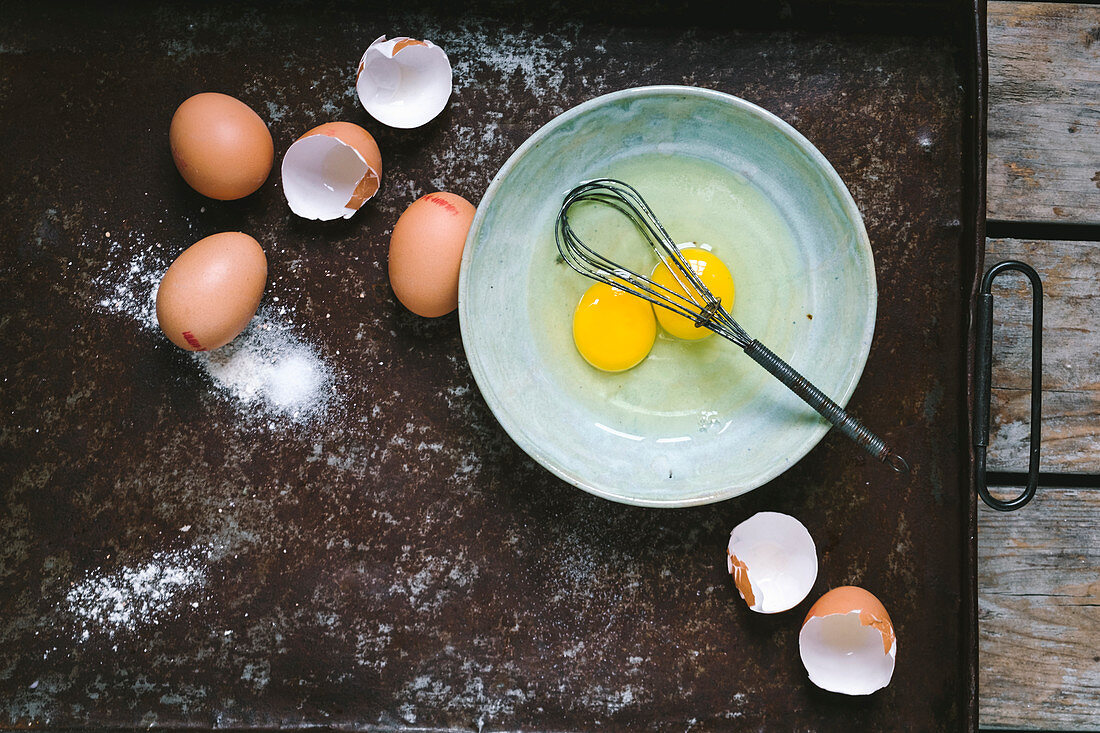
<box><xmin>65</xmin><ymin>546</ymin><xmax>208</xmax><ymax>639</ymax></box>
<box><xmin>197</xmin><ymin>312</ymin><xmax>335</xmax><ymax>424</ymax></box>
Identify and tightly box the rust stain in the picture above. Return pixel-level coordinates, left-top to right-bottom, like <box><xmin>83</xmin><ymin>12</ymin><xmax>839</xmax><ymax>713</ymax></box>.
<box><xmin>1006</xmin><ymin>161</ymin><xmax>1041</xmax><ymax>189</ymax></box>
<box><xmin>1052</xmin><ymin>579</ymin><xmax>1100</xmax><ymax>599</ymax></box>
<box><xmin>1092</xmin><ymin>171</ymin><xmax>1100</xmax><ymax>189</ymax></box>
<box><xmin>1003</xmin><ymin>1</ymin><xmax>1062</xmax><ymax>28</ymax></box>
<box><xmin>1053</xmin><ymin>206</ymin><xmax>1067</xmax><ymax>217</ymax></box>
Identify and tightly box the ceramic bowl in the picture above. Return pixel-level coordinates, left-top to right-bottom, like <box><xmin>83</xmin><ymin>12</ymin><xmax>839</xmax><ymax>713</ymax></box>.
<box><xmin>458</xmin><ymin>86</ymin><xmax>876</xmax><ymax>507</ymax></box>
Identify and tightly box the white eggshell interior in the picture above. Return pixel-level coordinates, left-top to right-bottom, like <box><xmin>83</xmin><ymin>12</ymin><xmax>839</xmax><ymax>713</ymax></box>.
<box><xmin>357</xmin><ymin>39</ymin><xmax>452</xmax><ymax>129</ymax></box>
<box><xmin>282</xmin><ymin>135</ymin><xmax>375</xmax><ymax>221</ymax></box>
<box><xmin>799</xmin><ymin>612</ymin><xmax>896</xmax><ymax>695</ymax></box>
<box><xmin>726</xmin><ymin>511</ymin><xmax>817</xmax><ymax>613</ymax></box>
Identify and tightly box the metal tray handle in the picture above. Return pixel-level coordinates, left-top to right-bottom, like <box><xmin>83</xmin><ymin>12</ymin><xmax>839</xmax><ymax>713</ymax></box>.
<box><xmin>974</xmin><ymin>260</ymin><xmax>1043</xmax><ymax>511</ymax></box>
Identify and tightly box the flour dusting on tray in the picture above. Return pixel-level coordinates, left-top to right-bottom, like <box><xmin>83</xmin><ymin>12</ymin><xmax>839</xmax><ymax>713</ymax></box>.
<box><xmin>197</xmin><ymin>309</ymin><xmax>336</xmax><ymax>424</ymax></box>
<box><xmin>86</xmin><ymin>230</ymin><xmax>340</xmax><ymax>425</ymax></box>
<box><xmin>65</xmin><ymin>546</ymin><xmax>209</xmax><ymax>639</ymax></box>
<box><xmin>90</xmin><ymin>230</ymin><xmax>165</xmax><ymax>331</ymax></box>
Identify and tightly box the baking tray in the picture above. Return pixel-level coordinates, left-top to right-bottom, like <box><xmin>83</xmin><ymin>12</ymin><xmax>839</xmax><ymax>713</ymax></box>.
<box><xmin>0</xmin><ymin>0</ymin><xmax>983</xmax><ymax>729</ymax></box>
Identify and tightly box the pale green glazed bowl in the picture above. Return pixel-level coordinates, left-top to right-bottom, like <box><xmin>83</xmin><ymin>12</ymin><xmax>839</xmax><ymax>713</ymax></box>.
<box><xmin>458</xmin><ymin>86</ymin><xmax>876</xmax><ymax>507</ymax></box>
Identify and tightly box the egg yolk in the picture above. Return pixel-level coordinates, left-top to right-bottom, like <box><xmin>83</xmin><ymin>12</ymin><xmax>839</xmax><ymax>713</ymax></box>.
<box><xmin>650</xmin><ymin>247</ymin><xmax>735</xmax><ymax>340</ymax></box>
<box><xmin>572</xmin><ymin>282</ymin><xmax>657</xmax><ymax>372</ymax></box>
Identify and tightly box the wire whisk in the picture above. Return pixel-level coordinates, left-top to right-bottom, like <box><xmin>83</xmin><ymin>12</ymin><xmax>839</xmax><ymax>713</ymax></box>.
<box><xmin>555</xmin><ymin>178</ymin><xmax>909</xmax><ymax>473</ymax></box>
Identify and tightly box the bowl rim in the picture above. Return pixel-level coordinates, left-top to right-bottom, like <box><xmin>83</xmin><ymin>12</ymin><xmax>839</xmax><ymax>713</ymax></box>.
<box><xmin>458</xmin><ymin>84</ymin><xmax>876</xmax><ymax>507</ymax></box>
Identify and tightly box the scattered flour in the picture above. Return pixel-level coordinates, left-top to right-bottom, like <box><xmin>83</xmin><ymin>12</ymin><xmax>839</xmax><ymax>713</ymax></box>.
<box><xmin>264</xmin><ymin>100</ymin><xmax>289</xmax><ymax>123</ymax></box>
<box><xmin>86</xmin><ymin>231</ymin><xmax>340</xmax><ymax>425</ymax></box>
<box><xmin>90</xmin><ymin>230</ymin><xmax>165</xmax><ymax>332</ymax></box>
<box><xmin>442</xmin><ymin>23</ymin><xmax>572</xmax><ymax>95</ymax></box>
<box><xmin>65</xmin><ymin>546</ymin><xmax>209</xmax><ymax>639</ymax></box>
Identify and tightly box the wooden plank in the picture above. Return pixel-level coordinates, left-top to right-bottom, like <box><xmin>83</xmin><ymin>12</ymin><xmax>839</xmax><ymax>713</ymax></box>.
<box><xmin>987</xmin><ymin>1</ymin><xmax>1100</xmax><ymax>224</ymax></box>
<box><xmin>978</xmin><ymin>487</ymin><xmax>1100</xmax><ymax>730</ymax></box>
<box><xmin>985</xmin><ymin>238</ymin><xmax>1100</xmax><ymax>473</ymax></box>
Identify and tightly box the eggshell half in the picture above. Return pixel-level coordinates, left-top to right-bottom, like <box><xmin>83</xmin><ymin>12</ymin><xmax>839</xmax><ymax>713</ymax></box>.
<box><xmin>726</xmin><ymin>511</ymin><xmax>817</xmax><ymax>613</ymax></box>
<box><xmin>281</xmin><ymin>122</ymin><xmax>382</xmax><ymax>220</ymax></box>
<box><xmin>799</xmin><ymin>586</ymin><xmax>897</xmax><ymax>695</ymax></box>
<box><xmin>169</xmin><ymin>92</ymin><xmax>274</xmax><ymax>200</ymax></box>
<box><xmin>388</xmin><ymin>192</ymin><xmax>476</xmax><ymax>318</ymax></box>
<box><xmin>156</xmin><ymin>232</ymin><xmax>267</xmax><ymax>351</ymax></box>
<box><xmin>356</xmin><ymin>35</ymin><xmax>452</xmax><ymax>128</ymax></box>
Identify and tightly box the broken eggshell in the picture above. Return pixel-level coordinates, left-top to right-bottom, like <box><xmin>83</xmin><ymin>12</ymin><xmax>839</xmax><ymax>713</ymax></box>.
<box><xmin>726</xmin><ymin>511</ymin><xmax>817</xmax><ymax>614</ymax></box>
<box><xmin>281</xmin><ymin>122</ymin><xmax>382</xmax><ymax>221</ymax></box>
<box><xmin>799</xmin><ymin>585</ymin><xmax>897</xmax><ymax>695</ymax></box>
<box><xmin>356</xmin><ymin>35</ymin><xmax>452</xmax><ymax>129</ymax></box>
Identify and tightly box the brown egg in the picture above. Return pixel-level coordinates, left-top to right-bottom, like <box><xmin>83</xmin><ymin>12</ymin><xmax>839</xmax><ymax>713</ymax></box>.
<box><xmin>388</xmin><ymin>192</ymin><xmax>476</xmax><ymax>318</ymax></box>
<box><xmin>169</xmin><ymin>92</ymin><xmax>274</xmax><ymax>200</ymax></box>
<box><xmin>156</xmin><ymin>232</ymin><xmax>267</xmax><ymax>351</ymax></box>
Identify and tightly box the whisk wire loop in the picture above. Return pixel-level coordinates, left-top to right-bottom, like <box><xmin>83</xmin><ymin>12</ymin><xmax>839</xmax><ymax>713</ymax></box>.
<box><xmin>554</xmin><ymin>178</ymin><xmax>908</xmax><ymax>473</ymax></box>
<box><xmin>557</xmin><ymin>179</ymin><xmax>751</xmax><ymax>345</ymax></box>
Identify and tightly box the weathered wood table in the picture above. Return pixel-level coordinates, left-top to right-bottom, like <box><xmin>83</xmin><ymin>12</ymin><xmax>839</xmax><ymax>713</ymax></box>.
<box><xmin>0</xmin><ymin>1</ymin><xmax>1095</xmax><ymax>730</ymax></box>
<box><xmin>981</xmin><ymin>2</ymin><xmax>1100</xmax><ymax>729</ymax></box>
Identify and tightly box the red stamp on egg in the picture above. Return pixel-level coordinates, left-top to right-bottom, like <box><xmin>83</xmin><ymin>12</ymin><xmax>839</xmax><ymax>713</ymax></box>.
<box><xmin>425</xmin><ymin>194</ymin><xmax>460</xmax><ymax>216</ymax></box>
<box><xmin>181</xmin><ymin>331</ymin><xmax>206</xmax><ymax>351</ymax></box>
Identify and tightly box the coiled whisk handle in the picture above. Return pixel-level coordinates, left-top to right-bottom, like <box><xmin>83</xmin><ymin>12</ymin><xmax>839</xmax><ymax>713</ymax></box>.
<box><xmin>743</xmin><ymin>340</ymin><xmax>910</xmax><ymax>473</ymax></box>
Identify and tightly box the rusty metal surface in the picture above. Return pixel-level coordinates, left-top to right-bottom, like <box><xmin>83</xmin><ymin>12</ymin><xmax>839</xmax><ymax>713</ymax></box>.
<box><xmin>0</xmin><ymin>1</ymin><xmax>977</xmax><ymax>729</ymax></box>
